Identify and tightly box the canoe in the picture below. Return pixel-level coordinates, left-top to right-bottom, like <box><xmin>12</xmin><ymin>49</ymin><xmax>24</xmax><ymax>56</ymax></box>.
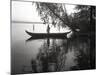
<box><xmin>25</xmin><ymin>30</ymin><xmax>71</xmax><ymax>38</ymax></box>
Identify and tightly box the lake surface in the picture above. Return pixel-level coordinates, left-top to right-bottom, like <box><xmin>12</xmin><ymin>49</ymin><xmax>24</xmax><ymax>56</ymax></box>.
<box><xmin>11</xmin><ymin>23</ymin><xmax>95</xmax><ymax>74</ymax></box>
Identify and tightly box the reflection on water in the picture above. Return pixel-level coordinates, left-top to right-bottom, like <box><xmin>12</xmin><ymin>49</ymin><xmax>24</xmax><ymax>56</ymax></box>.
<box><xmin>11</xmin><ymin>23</ymin><xmax>95</xmax><ymax>74</ymax></box>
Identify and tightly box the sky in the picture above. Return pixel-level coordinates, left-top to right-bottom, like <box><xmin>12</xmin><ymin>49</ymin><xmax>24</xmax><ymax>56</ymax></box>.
<box><xmin>12</xmin><ymin>1</ymin><xmax>76</xmax><ymax>21</ymax></box>
<box><xmin>12</xmin><ymin>1</ymin><xmax>76</xmax><ymax>33</ymax></box>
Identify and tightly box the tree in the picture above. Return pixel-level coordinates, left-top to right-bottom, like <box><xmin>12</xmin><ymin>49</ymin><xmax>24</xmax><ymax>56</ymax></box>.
<box><xmin>35</xmin><ymin>2</ymin><xmax>96</xmax><ymax>35</ymax></box>
<box><xmin>70</xmin><ymin>5</ymin><xmax>96</xmax><ymax>33</ymax></box>
<box><xmin>35</xmin><ymin>2</ymin><xmax>72</xmax><ymax>31</ymax></box>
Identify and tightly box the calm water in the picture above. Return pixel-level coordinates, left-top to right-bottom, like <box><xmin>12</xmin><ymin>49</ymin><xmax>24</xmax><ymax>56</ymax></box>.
<box><xmin>11</xmin><ymin>23</ymin><xmax>95</xmax><ymax>74</ymax></box>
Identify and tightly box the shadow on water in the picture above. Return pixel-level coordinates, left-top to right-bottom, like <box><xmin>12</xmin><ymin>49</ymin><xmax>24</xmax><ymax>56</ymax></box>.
<box><xmin>18</xmin><ymin>36</ymin><xmax>95</xmax><ymax>74</ymax></box>
<box><xmin>26</xmin><ymin>36</ymin><xmax>68</xmax><ymax>42</ymax></box>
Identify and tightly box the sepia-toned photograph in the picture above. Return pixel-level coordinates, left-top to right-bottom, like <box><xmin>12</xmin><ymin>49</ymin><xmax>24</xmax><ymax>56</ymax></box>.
<box><xmin>11</xmin><ymin>0</ymin><xmax>96</xmax><ymax>75</ymax></box>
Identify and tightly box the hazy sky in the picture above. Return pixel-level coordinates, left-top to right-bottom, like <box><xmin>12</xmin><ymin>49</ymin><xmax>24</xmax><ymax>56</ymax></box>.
<box><xmin>12</xmin><ymin>1</ymin><xmax>76</xmax><ymax>33</ymax></box>
<box><xmin>12</xmin><ymin>1</ymin><xmax>76</xmax><ymax>22</ymax></box>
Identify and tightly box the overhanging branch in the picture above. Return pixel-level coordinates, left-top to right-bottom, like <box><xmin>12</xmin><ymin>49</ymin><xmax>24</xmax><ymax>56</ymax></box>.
<box><xmin>45</xmin><ymin>4</ymin><xmax>73</xmax><ymax>30</ymax></box>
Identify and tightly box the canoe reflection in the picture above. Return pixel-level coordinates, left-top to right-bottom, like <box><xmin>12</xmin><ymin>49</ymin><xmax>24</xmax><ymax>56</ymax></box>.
<box><xmin>26</xmin><ymin>36</ymin><xmax>67</xmax><ymax>42</ymax></box>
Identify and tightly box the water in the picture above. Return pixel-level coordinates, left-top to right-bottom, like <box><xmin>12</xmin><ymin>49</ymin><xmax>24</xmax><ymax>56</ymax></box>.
<box><xmin>11</xmin><ymin>23</ymin><xmax>95</xmax><ymax>74</ymax></box>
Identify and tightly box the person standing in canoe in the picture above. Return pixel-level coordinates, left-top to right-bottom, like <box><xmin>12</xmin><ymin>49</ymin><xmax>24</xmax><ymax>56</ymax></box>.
<box><xmin>47</xmin><ymin>24</ymin><xmax>50</xmax><ymax>34</ymax></box>
<box><xmin>33</xmin><ymin>24</ymin><xmax>34</xmax><ymax>31</ymax></box>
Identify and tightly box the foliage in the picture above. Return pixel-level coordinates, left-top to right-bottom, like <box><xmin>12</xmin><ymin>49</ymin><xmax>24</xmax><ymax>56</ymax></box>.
<box><xmin>70</xmin><ymin>5</ymin><xmax>96</xmax><ymax>33</ymax></box>
<box><xmin>35</xmin><ymin>2</ymin><xmax>96</xmax><ymax>33</ymax></box>
<box><xmin>35</xmin><ymin>2</ymin><xmax>71</xmax><ymax>30</ymax></box>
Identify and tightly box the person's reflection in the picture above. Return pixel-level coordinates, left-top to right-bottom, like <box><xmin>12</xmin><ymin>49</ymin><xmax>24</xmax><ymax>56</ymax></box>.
<box><xmin>47</xmin><ymin>38</ymin><xmax>50</xmax><ymax>47</ymax></box>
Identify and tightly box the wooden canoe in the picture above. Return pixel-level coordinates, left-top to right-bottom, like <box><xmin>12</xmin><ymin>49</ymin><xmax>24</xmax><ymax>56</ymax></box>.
<box><xmin>25</xmin><ymin>30</ymin><xmax>71</xmax><ymax>38</ymax></box>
